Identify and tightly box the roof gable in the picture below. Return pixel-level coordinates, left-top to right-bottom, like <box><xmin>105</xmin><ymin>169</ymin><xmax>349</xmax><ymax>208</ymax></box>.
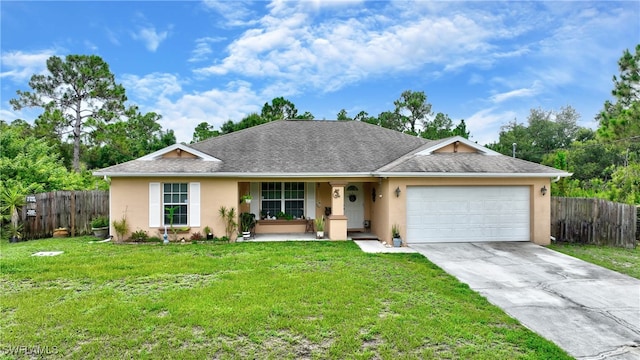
<box><xmin>416</xmin><ymin>136</ymin><xmax>501</xmax><ymax>156</ymax></box>
<box><xmin>139</xmin><ymin>144</ymin><xmax>220</xmax><ymax>162</ymax></box>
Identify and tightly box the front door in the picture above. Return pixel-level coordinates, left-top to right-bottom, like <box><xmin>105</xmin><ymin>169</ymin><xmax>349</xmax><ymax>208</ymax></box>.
<box><xmin>344</xmin><ymin>183</ymin><xmax>364</xmax><ymax>229</ymax></box>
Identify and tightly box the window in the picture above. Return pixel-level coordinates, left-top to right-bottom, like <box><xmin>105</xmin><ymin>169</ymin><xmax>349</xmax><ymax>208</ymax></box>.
<box><xmin>163</xmin><ymin>183</ymin><xmax>188</xmax><ymax>226</ymax></box>
<box><xmin>261</xmin><ymin>182</ymin><xmax>305</xmax><ymax>219</ymax></box>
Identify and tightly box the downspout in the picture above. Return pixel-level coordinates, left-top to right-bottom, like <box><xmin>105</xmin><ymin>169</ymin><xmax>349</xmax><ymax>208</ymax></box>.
<box><xmin>550</xmin><ymin>176</ymin><xmax>560</xmax><ymax>243</ymax></box>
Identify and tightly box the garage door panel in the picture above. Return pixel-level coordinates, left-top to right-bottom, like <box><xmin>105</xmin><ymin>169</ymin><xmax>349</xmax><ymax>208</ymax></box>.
<box><xmin>407</xmin><ymin>186</ymin><xmax>530</xmax><ymax>243</ymax></box>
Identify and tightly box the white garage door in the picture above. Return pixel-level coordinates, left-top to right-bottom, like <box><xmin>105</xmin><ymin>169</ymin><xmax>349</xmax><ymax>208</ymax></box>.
<box><xmin>406</xmin><ymin>186</ymin><xmax>530</xmax><ymax>243</ymax></box>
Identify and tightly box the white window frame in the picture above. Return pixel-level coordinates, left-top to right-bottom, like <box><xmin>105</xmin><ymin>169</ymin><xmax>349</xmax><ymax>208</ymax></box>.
<box><xmin>163</xmin><ymin>183</ymin><xmax>189</xmax><ymax>226</ymax></box>
<box><xmin>260</xmin><ymin>182</ymin><xmax>305</xmax><ymax>219</ymax></box>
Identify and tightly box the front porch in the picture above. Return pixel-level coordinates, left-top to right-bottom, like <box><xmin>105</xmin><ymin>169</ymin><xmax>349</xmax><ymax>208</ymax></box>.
<box><xmin>239</xmin><ymin>232</ymin><xmax>379</xmax><ymax>242</ymax></box>
<box><xmin>238</xmin><ymin>181</ymin><xmax>378</xmax><ymax>241</ymax></box>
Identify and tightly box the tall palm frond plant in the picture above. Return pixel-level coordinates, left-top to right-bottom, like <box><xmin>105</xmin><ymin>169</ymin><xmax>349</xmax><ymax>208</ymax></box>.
<box><xmin>1</xmin><ymin>182</ymin><xmax>29</xmax><ymax>242</ymax></box>
<box><xmin>218</xmin><ymin>206</ymin><xmax>238</xmax><ymax>242</ymax></box>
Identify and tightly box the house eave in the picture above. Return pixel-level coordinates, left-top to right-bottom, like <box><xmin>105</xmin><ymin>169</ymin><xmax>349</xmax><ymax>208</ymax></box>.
<box><xmin>93</xmin><ymin>171</ymin><xmax>376</xmax><ymax>178</ymax></box>
<box><xmin>373</xmin><ymin>172</ymin><xmax>573</xmax><ymax>178</ymax></box>
<box><xmin>94</xmin><ymin>170</ymin><xmax>572</xmax><ymax>179</ymax></box>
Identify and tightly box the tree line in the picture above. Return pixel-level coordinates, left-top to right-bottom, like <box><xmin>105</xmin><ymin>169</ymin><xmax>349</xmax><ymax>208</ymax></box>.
<box><xmin>2</xmin><ymin>45</ymin><xmax>638</xmax><ymax>209</ymax></box>
<box><xmin>192</xmin><ymin>90</ymin><xmax>470</xmax><ymax>143</ymax></box>
<box><xmin>486</xmin><ymin>45</ymin><xmax>639</xmax><ymax>204</ymax></box>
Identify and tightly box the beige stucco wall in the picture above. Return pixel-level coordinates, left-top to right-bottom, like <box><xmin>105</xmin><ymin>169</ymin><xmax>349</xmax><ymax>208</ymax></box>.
<box><xmin>434</xmin><ymin>142</ymin><xmax>477</xmax><ymax>153</ymax></box>
<box><xmin>161</xmin><ymin>149</ymin><xmax>198</xmax><ymax>159</ymax></box>
<box><xmin>109</xmin><ymin>176</ymin><xmax>551</xmax><ymax>245</ymax></box>
<box><xmin>383</xmin><ymin>177</ymin><xmax>552</xmax><ymax>245</ymax></box>
<box><xmin>109</xmin><ymin>177</ymin><xmax>239</xmax><ymax>240</ymax></box>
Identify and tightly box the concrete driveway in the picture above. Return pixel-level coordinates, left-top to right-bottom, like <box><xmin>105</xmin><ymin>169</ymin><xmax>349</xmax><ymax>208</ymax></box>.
<box><xmin>410</xmin><ymin>242</ymin><xmax>640</xmax><ymax>360</ymax></box>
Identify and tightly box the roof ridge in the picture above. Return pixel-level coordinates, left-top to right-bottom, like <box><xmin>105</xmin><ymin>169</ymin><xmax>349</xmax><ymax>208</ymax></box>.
<box><xmin>375</xmin><ymin>140</ymin><xmax>438</xmax><ymax>172</ymax></box>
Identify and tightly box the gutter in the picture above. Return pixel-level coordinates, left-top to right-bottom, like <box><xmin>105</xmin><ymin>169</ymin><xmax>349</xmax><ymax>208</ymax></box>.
<box><xmin>94</xmin><ymin>171</ymin><xmax>573</xmax><ymax>179</ymax></box>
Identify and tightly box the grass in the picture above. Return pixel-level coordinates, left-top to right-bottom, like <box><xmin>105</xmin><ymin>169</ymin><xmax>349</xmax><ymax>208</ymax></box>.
<box><xmin>0</xmin><ymin>238</ymin><xmax>570</xmax><ymax>359</ymax></box>
<box><xmin>549</xmin><ymin>242</ymin><xmax>640</xmax><ymax>279</ymax></box>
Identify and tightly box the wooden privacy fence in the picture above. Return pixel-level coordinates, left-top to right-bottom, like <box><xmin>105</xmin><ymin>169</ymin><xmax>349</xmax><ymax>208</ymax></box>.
<box><xmin>550</xmin><ymin>197</ymin><xmax>637</xmax><ymax>248</ymax></box>
<box><xmin>21</xmin><ymin>190</ymin><xmax>109</xmax><ymax>239</ymax></box>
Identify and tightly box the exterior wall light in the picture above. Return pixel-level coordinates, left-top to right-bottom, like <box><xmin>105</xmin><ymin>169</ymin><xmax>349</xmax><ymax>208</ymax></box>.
<box><xmin>395</xmin><ymin>187</ymin><xmax>401</xmax><ymax>198</ymax></box>
<box><xmin>541</xmin><ymin>185</ymin><xmax>548</xmax><ymax>196</ymax></box>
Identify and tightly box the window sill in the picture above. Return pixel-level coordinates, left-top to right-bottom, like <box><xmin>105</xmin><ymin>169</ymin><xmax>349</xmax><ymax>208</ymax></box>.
<box><xmin>257</xmin><ymin>219</ymin><xmax>307</xmax><ymax>225</ymax></box>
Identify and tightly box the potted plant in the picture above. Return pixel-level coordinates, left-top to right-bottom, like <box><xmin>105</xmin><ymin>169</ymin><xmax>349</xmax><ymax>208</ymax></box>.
<box><xmin>240</xmin><ymin>212</ymin><xmax>255</xmax><ymax>240</ymax></box>
<box><xmin>241</xmin><ymin>194</ymin><xmax>252</xmax><ymax>204</ymax></box>
<box><xmin>204</xmin><ymin>225</ymin><xmax>213</xmax><ymax>240</ymax></box>
<box><xmin>391</xmin><ymin>224</ymin><xmax>402</xmax><ymax>247</ymax></box>
<box><xmin>315</xmin><ymin>216</ymin><xmax>325</xmax><ymax>239</ymax></box>
<box><xmin>7</xmin><ymin>223</ymin><xmax>23</xmax><ymax>243</ymax></box>
<box><xmin>53</xmin><ymin>227</ymin><xmax>69</xmax><ymax>237</ymax></box>
<box><xmin>91</xmin><ymin>216</ymin><xmax>109</xmax><ymax>238</ymax></box>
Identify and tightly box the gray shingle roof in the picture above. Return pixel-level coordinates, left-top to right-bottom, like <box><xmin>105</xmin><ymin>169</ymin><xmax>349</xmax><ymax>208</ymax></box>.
<box><xmin>94</xmin><ymin>119</ymin><xmax>568</xmax><ymax>177</ymax></box>
<box><xmin>380</xmin><ymin>153</ymin><xmax>568</xmax><ymax>174</ymax></box>
<box><xmin>189</xmin><ymin>120</ymin><xmax>430</xmax><ymax>173</ymax></box>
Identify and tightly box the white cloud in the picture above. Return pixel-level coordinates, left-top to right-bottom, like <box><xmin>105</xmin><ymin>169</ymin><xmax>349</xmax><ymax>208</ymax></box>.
<box><xmin>106</xmin><ymin>28</ymin><xmax>121</xmax><ymax>46</ymax></box>
<box><xmin>0</xmin><ymin>49</ymin><xmax>56</xmax><ymax>83</ymax></box>
<box><xmin>468</xmin><ymin>74</ymin><xmax>484</xmax><ymax>85</ymax></box>
<box><xmin>150</xmin><ymin>81</ymin><xmax>263</xmax><ymax>143</ymax></box>
<box><xmin>490</xmin><ymin>81</ymin><xmax>542</xmax><ymax>104</ymax></box>
<box><xmin>132</xmin><ymin>25</ymin><xmax>171</xmax><ymax>52</ymax></box>
<box><xmin>195</xmin><ymin>1</ymin><xmax>524</xmax><ymax>95</ymax></box>
<box><xmin>202</xmin><ymin>0</ymin><xmax>257</xmax><ymax>26</ymax></box>
<box><xmin>188</xmin><ymin>37</ymin><xmax>225</xmax><ymax>63</ymax></box>
<box><xmin>121</xmin><ymin>73</ymin><xmax>182</xmax><ymax>102</ymax></box>
<box><xmin>466</xmin><ymin>107</ymin><xmax>518</xmax><ymax>145</ymax></box>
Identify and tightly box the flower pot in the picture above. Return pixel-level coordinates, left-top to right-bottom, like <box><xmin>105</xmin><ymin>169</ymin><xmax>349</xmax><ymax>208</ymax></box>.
<box><xmin>393</xmin><ymin>237</ymin><xmax>402</xmax><ymax>247</ymax></box>
<box><xmin>242</xmin><ymin>231</ymin><xmax>251</xmax><ymax>240</ymax></box>
<box><xmin>10</xmin><ymin>236</ymin><xmax>19</xmax><ymax>243</ymax></box>
<box><xmin>317</xmin><ymin>231</ymin><xmax>324</xmax><ymax>239</ymax></box>
<box><xmin>53</xmin><ymin>228</ymin><xmax>69</xmax><ymax>238</ymax></box>
<box><xmin>206</xmin><ymin>233</ymin><xmax>213</xmax><ymax>240</ymax></box>
<box><xmin>244</xmin><ymin>199</ymin><xmax>251</xmax><ymax>204</ymax></box>
<box><xmin>92</xmin><ymin>226</ymin><xmax>109</xmax><ymax>238</ymax></box>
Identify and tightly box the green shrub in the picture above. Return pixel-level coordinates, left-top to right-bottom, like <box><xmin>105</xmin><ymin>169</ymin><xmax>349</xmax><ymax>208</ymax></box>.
<box><xmin>130</xmin><ymin>230</ymin><xmax>148</xmax><ymax>242</ymax></box>
<box><xmin>91</xmin><ymin>216</ymin><xmax>109</xmax><ymax>228</ymax></box>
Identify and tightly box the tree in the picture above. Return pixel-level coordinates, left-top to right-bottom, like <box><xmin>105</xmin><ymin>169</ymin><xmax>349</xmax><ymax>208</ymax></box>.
<box><xmin>10</xmin><ymin>55</ymin><xmax>127</xmax><ymax>171</ymax></box>
<box><xmin>377</xmin><ymin>111</ymin><xmax>404</xmax><ymax>131</ymax></box>
<box><xmin>85</xmin><ymin>109</ymin><xmax>175</xmax><ymax>169</ymax></box>
<box><xmin>337</xmin><ymin>109</ymin><xmax>352</xmax><ymax>121</ymax></box>
<box><xmin>486</xmin><ymin>120</ymin><xmax>532</xmax><ymax>159</ymax></box>
<box><xmin>0</xmin><ymin>121</ymin><xmax>92</xmax><ymax>193</ymax></box>
<box><xmin>192</xmin><ymin>122</ymin><xmax>219</xmax><ymax>143</ymax></box>
<box><xmin>543</xmin><ymin>140</ymin><xmax>622</xmax><ymax>182</ymax></box>
<box><xmin>606</xmin><ymin>162</ymin><xmax>640</xmax><ymax>204</ymax></box>
<box><xmin>261</xmin><ymin>97</ymin><xmax>299</xmax><ymax>121</ymax></box>
<box><xmin>298</xmin><ymin>111</ymin><xmax>315</xmax><ymax>120</ymax></box>
<box><xmin>354</xmin><ymin>111</ymin><xmax>374</xmax><ymax>123</ymax></box>
<box><xmin>215</xmin><ymin>98</ymin><xmax>313</xmax><ymax>134</ymax></box>
<box><xmin>394</xmin><ymin>90</ymin><xmax>432</xmax><ymax>134</ymax></box>
<box><xmin>487</xmin><ymin>106</ymin><xmax>582</xmax><ymax>163</ymax></box>
<box><xmin>598</xmin><ymin>44</ymin><xmax>640</xmax><ymax>143</ymax></box>
<box><xmin>452</xmin><ymin>119</ymin><xmax>471</xmax><ymax>139</ymax></box>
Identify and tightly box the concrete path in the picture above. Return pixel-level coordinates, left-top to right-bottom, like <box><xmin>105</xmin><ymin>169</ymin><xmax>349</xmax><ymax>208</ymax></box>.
<box><xmin>410</xmin><ymin>242</ymin><xmax>640</xmax><ymax>360</ymax></box>
<box><xmin>354</xmin><ymin>240</ymin><xmax>417</xmax><ymax>253</ymax></box>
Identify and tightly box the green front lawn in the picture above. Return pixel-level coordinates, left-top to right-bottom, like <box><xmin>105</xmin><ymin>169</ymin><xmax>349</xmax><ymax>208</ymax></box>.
<box><xmin>1</xmin><ymin>238</ymin><xmax>569</xmax><ymax>359</ymax></box>
<box><xmin>549</xmin><ymin>242</ymin><xmax>640</xmax><ymax>279</ymax></box>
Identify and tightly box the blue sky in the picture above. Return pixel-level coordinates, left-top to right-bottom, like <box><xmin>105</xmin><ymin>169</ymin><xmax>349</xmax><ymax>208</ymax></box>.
<box><xmin>1</xmin><ymin>1</ymin><xmax>638</xmax><ymax>145</ymax></box>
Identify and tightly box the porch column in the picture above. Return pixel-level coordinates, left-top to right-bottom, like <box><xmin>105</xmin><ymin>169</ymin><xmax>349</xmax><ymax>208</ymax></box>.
<box><xmin>328</xmin><ymin>182</ymin><xmax>348</xmax><ymax>240</ymax></box>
